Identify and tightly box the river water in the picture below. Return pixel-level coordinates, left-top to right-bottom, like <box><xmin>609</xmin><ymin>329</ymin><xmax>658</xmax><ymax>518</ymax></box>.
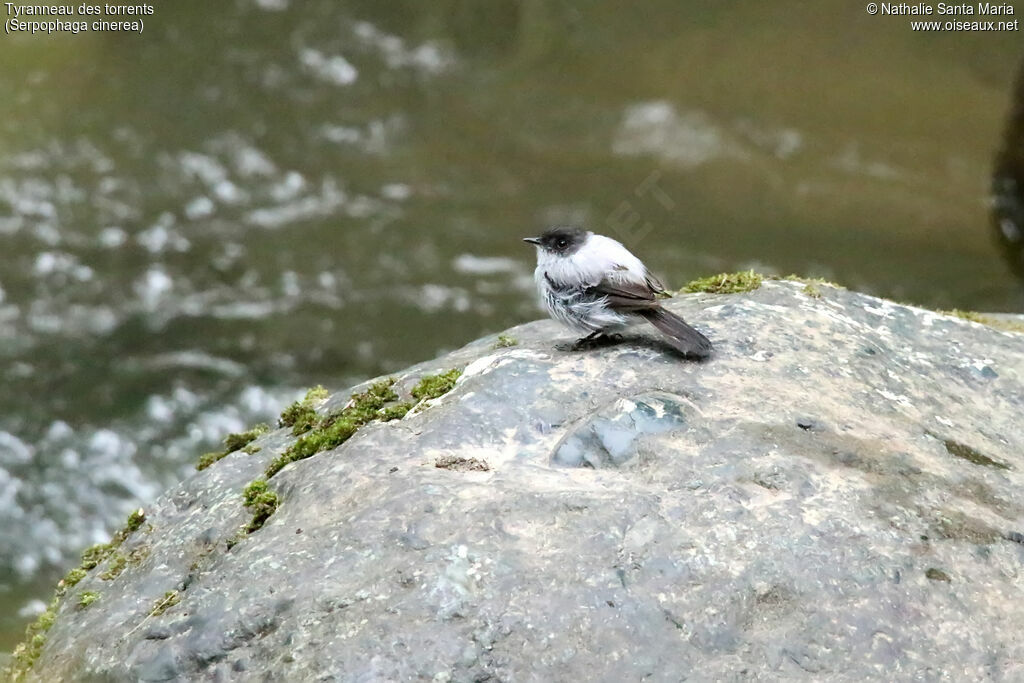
<box><xmin>1</xmin><ymin>0</ymin><xmax>1021</xmax><ymax>649</ymax></box>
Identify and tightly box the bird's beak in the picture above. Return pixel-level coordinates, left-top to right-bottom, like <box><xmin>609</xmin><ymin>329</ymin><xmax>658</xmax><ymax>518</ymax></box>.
<box><xmin>522</xmin><ymin>237</ymin><xmax>541</xmax><ymax>245</ymax></box>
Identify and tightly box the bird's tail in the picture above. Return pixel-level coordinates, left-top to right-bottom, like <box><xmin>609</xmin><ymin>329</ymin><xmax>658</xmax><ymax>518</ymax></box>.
<box><xmin>638</xmin><ymin>306</ymin><xmax>713</xmax><ymax>358</ymax></box>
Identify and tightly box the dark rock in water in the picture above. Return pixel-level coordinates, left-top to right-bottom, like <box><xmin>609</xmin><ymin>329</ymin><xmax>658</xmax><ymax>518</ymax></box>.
<box><xmin>24</xmin><ymin>282</ymin><xmax>1024</xmax><ymax>681</ymax></box>
<box><xmin>993</xmin><ymin>57</ymin><xmax>1024</xmax><ymax>283</ymax></box>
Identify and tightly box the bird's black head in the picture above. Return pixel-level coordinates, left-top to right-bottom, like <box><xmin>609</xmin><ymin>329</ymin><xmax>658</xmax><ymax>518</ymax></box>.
<box><xmin>523</xmin><ymin>226</ymin><xmax>588</xmax><ymax>256</ymax></box>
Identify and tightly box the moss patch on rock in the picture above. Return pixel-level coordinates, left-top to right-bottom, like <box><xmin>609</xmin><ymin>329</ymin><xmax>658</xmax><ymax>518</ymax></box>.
<box><xmin>79</xmin><ymin>507</ymin><xmax>146</xmax><ymax>573</ymax></box>
<box><xmin>492</xmin><ymin>334</ymin><xmax>518</xmax><ymax>349</ymax></box>
<box><xmin>196</xmin><ymin>451</ymin><xmax>226</xmax><ymax>471</ymax></box>
<box><xmin>278</xmin><ymin>385</ymin><xmax>330</xmax><ymax>435</ymax></box>
<box><xmin>944</xmin><ymin>438</ymin><xmax>1010</xmax><ymax>470</ymax></box>
<box><xmin>95</xmin><ymin>545</ymin><xmax>149</xmax><ymax>582</ymax></box>
<box><xmin>681</xmin><ymin>270</ymin><xmax>764</xmax><ymax>294</ymax></box>
<box><xmin>99</xmin><ymin>552</ymin><xmax>128</xmax><ymax>581</ymax></box>
<box><xmin>224</xmin><ymin>425</ymin><xmax>270</xmax><ymax>452</ymax></box>
<box><xmin>411</xmin><ymin>369</ymin><xmax>462</xmax><ymax>401</ymax></box>
<box><xmin>196</xmin><ymin>423</ymin><xmax>270</xmax><ymax>471</ymax></box>
<box><xmin>943</xmin><ymin>309</ymin><xmax>1024</xmax><ymax>335</ymax></box>
<box><xmin>266</xmin><ymin>379</ymin><xmax>401</xmax><ymax>479</ymax></box>
<box><xmin>802</xmin><ymin>283</ymin><xmax>822</xmax><ymax>298</ymax></box>
<box><xmin>681</xmin><ymin>271</ymin><xmax>847</xmax><ymax>297</ymax></box>
<box><xmin>5</xmin><ymin>508</ymin><xmax>147</xmax><ymax>680</ymax></box>
<box><xmin>149</xmin><ymin>591</ymin><xmax>181</xmax><ymax>617</ymax></box>
<box><xmin>379</xmin><ymin>401</ymin><xmax>415</xmax><ymax>421</ymax></box>
<box><xmin>242</xmin><ymin>370</ymin><xmax>463</xmax><ymax>536</ymax></box>
<box><xmin>77</xmin><ymin>592</ymin><xmax>100</xmax><ymax>609</ymax></box>
<box><xmin>7</xmin><ymin>597</ymin><xmax>58</xmax><ymax>681</ymax></box>
<box><xmin>243</xmin><ymin>480</ymin><xmax>281</xmax><ymax>533</ymax></box>
<box><xmin>60</xmin><ymin>568</ymin><xmax>87</xmax><ymax>590</ymax></box>
<box><xmin>80</xmin><ymin>544</ymin><xmax>110</xmax><ymax>572</ymax></box>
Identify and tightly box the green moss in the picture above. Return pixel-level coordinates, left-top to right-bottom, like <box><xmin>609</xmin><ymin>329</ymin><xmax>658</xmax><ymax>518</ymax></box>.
<box><xmin>243</xmin><ymin>480</ymin><xmax>280</xmax><ymax>533</ymax></box>
<box><xmin>196</xmin><ymin>451</ymin><xmax>227</xmax><ymax>471</ymax></box>
<box><xmin>77</xmin><ymin>591</ymin><xmax>100</xmax><ymax>609</ymax></box>
<box><xmin>681</xmin><ymin>271</ymin><xmax>846</xmax><ymax>296</ymax></box>
<box><xmin>150</xmin><ymin>590</ymin><xmax>180</xmax><ymax>617</ymax></box>
<box><xmin>224</xmin><ymin>424</ymin><xmax>269</xmax><ymax>453</ymax></box>
<box><xmin>34</xmin><ymin>603</ymin><xmax>57</xmax><ymax>633</ymax></box>
<box><xmin>268</xmin><ymin>416</ymin><xmax>357</xmax><ymax>477</ymax></box>
<box><xmin>945</xmin><ymin>308</ymin><xmax>991</xmax><ymax>324</ymax></box>
<box><xmin>122</xmin><ymin>508</ymin><xmax>146</xmax><ymax>536</ymax></box>
<box><xmin>264</xmin><ymin>455</ymin><xmax>289</xmax><ymax>481</ymax></box>
<box><xmin>80</xmin><ymin>542</ymin><xmax>113</xmax><ymax>572</ymax></box>
<box><xmin>930</xmin><ymin>431</ymin><xmax>1011</xmax><ymax>470</ymax></box>
<box><xmin>305</xmin><ymin>385</ymin><xmax>329</xmax><ymax>401</ymax></box>
<box><xmin>493</xmin><ymin>334</ymin><xmax>518</xmax><ymax>349</ymax></box>
<box><xmin>77</xmin><ymin>509</ymin><xmax>148</xmax><ymax>573</ymax></box>
<box><xmin>99</xmin><ymin>552</ymin><xmax>127</xmax><ymax>581</ymax></box>
<box><xmin>6</xmin><ymin>596</ymin><xmax>59</xmax><ymax>680</ymax></box>
<box><xmin>236</xmin><ymin>373</ymin><xmax>461</xmax><ymax>543</ymax></box>
<box><xmin>266</xmin><ymin>379</ymin><xmax>399</xmax><ymax>478</ymax></box>
<box><xmin>106</xmin><ymin>509</ymin><xmax>145</xmax><ymax>550</ymax></box>
<box><xmin>345</xmin><ymin>379</ymin><xmax>400</xmax><ymax>419</ymax></box>
<box><xmin>242</xmin><ymin>443</ymin><xmax>261</xmax><ymax>455</ymax></box>
<box><xmin>269</xmin><ymin>372</ymin><xmax>460</xmax><ymax>478</ymax></box>
<box><xmin>242</xmin><ymin>479</ymin><xmax>269</xmax><ymax>506</ymax></box>
<box><xmin>287</xmin><ymin>404</ymin><xmax>320</xmax><ymax>436</ymax></box>
<box><xmin>945</xmin><ymin>439</ymin><xmax>1009</xmax><ymax>470</ymax></box>
<box><xmin>197</xmin><ymin>423</ymin><xmax>270</xmax><ymax>470</ymax></box>
<box><xmin>127</xmin><ymin>545</ymin><xmax>150</xmax><ymax>567</ymax></box>
<box><xmin>4</xmin><ymin>508</ymin><xmax>149</xmax><ymax>680</ymax></box>
<box><xmin>411</xmin><ymin>369</ymin><xmax>462</xmax><ymax>401</ymax></box>
<box><xmin>681</xmin><ymin>270</ymin><xmax>763</xmax><ymax>294</ymax></box>
<box><xmin>99</xmin><ymin>552</ymin><xmax>128</xmax><ymax>581</ymax></box>
<box><xmin>60</xmin><ymin>567</ymin><xmax>87</xmax><ymax>591</ymax></box>
<box><xmin>279</xmin><ymin>401</ymin><xmax>312</xmax><ymax>425</ymax></box>
<box><xmin>943</xmin><ymin>309</ymin><xmax>1024</xmax><ymax>335</ymax></box>
<box><xmin>279</xmin><ymin>385</ymin><xmax>330</xmax><ymax>433</ymax></box>
<box><xmin>379</xmin><ymin>401</ymin><xmax>414</xmax><ymax>422</ymax></box>
<box><xmin>269</xmin><ymin>373</ymin><xmax>461</xmax><ymax>479</ymax></box>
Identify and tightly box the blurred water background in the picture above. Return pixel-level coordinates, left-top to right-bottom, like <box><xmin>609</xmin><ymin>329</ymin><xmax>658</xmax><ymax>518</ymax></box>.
<box><xmin>1</xmin><ymin>0</ymin><xmax>1022</xmax><ymax>649</ymax></box>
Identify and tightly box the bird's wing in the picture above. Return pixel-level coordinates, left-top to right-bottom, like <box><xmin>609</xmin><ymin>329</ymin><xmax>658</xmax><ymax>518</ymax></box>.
<box><xmin>605</xmin><ymin>257</ymin><xmax>666</xmax><ymax>296</ymax></box>
<box><xmin>586</xmin><ymin>276</ymin><xmax>659</xmax><ymax>312</ymax></box>
<box><xmin>645</xmin><ymin>272</ymin><xmax>667</xmax><ymax>295</ymax></box>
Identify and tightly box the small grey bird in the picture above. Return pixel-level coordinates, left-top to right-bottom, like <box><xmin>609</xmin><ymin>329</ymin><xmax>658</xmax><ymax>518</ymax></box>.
<box><xmin>524</xmin><ymin>226</ymin><xmax>712</xmax><ymax>357</ymax></box>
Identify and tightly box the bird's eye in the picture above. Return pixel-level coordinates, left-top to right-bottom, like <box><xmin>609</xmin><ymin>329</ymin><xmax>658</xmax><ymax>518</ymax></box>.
<box><xmin>556</xmin><ymin>238</ymin><xmax>568</xmax><ymax>249</ymax></box>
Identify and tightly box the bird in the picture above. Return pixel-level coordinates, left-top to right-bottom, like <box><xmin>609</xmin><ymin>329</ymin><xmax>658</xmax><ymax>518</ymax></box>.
<box><xmin>523</xmin><ymin>226</ymin><xmax>712</xmax><ymax>358</ymax></box>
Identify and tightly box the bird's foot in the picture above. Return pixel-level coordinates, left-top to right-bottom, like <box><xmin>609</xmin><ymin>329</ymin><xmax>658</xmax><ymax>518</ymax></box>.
<box><xmin>570</xmin><ymin>339</ymin><xmax>595</xmax><ymax>351</ymax></box>
<box><xmin>569</xmin><ymin>332</ymin><xmax>621</xmax><ymax>351</ymax></box>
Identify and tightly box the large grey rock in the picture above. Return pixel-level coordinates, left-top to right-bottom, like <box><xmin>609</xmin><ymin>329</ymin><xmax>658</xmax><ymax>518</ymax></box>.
<box><xmin>27</xmin><ymin>281</ymin><xmax>1024</xmax><ymax>681</ymax></box>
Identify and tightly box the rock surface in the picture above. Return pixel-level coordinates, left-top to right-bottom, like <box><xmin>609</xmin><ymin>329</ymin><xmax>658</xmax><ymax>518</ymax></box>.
<box><xmin>26</xmin><ymin>281</ymin><xmax>1024</xmax><ymax>681</ymax></box>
